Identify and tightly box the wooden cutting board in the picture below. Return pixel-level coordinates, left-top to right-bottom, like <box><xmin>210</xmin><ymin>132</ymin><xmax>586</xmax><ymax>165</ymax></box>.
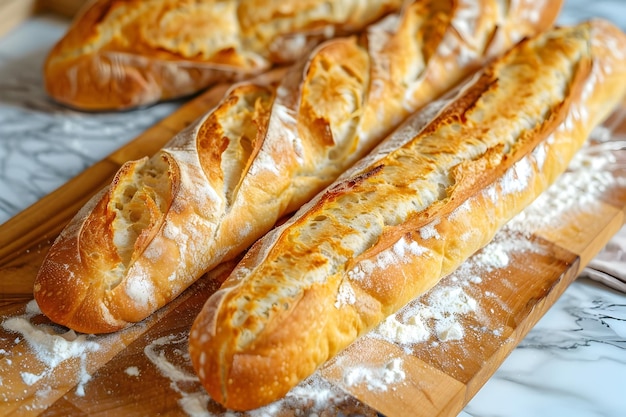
<box><xmin>0</xmin><ymin>75</ymin><xmax>624</xmax><ymax>416</ymax></box>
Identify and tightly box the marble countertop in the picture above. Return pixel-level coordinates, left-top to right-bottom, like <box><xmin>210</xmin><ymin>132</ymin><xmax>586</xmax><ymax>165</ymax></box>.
<box><xmin>0</xmin><ymin>1</ymin><xmax>625</xmax><ymax>416</ymax></box>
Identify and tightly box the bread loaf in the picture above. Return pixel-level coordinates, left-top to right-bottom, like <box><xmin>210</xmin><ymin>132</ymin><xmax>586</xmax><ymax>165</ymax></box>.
<box><xmin>34</xmin><ymin>0</ymin><xmax>561</xmax><ymax>334</ymax></box>
<box><xmin>188</xmin><ymin>20</ymin><xmax>626</xmax><ymax>411</ymax></box>
<box><xmin>43</xmin><ymin>0</ymin><xmax>403</xmax><ymax>110</ymax></box>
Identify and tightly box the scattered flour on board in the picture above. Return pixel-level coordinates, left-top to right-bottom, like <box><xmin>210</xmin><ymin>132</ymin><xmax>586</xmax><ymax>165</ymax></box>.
<box><xmin>142</xmin><ymin>332</ymin><xmax>373</xmax><ymax>417</ymax></box>
<box><xmin>1</xmin><ymin>300</ymin><xmax>101</xmax><ymax>398</ymax></box>
<box><xmin>143</xmin><ymin>333</ymin><xmax>210</xmax><ymax>416</ymax></box>
<box><xmin>125</xmin><ymin>366</ymin><xmax>141</xmax><ymax>377</ymax></box>
<box><xmin>342</xmin><ymin>357</ymin><xmax>406</xmax><ymax>392</ymax></box>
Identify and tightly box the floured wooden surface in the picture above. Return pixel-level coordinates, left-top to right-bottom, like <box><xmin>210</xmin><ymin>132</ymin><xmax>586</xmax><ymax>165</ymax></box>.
<box><xmin>0</xmin><ymin>79</ymin><xmax>624</xmax><ymax>415</ymax></box>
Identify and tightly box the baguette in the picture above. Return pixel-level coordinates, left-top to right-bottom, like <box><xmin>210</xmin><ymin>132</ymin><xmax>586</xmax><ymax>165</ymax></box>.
<box><xmin>33</xmin><ymin>0</ymin><xmax>561</xmax><ymax>334</ymax></box>
<box><xmin>188</xmin><ymin>20</ymin><xmax>626</xmax><ymax>411</ymax></box>
<box><xmin>43</xmin><ymin>0</ymin><xmax>403</xmax><ymax>111</ymax></box>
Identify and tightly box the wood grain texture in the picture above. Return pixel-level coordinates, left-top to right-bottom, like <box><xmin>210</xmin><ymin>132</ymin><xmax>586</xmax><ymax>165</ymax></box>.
<box><xmin>0</xmin><ymin>80</ymin><xmax>624</xmax><ymax>416</ymax></box>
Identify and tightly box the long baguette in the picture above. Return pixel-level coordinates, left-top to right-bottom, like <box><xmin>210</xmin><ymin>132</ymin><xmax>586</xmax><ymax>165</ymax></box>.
<box><xmin>33</xmin><ymin>0</ymin><xmax>561</xmax><ymax>334</ymax></box>
<box><xmin>43</xmin><ymin>0</ymin><xmax>403</xmax><ymax>110</ymax></box>
<box><xmin>188</xmin><ymin>20</ymin><xmax>626</xmax><ymax>411</ymax></box>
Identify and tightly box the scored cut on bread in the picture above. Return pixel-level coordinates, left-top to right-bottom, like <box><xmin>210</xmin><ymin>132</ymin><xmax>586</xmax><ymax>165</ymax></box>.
<box><xmin>188</xmin><ymin>19</ymin><xmax>626</xmax><ymax>411</ymax></box>
<box><xmin>43</xmin><ymin>0</ymin><xmax>403</xmax><ymax>110</ymax></box>
<box><xmin>34</xmin><ymin>0</ymin><xmax>562</xmax><ymax>334</ymax></box>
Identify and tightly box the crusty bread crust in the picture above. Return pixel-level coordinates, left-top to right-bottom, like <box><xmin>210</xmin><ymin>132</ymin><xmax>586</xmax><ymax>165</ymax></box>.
<box><xmin>43</xmin><ymin>0</ymin><xmax>403</xmax><ymax>110</ymax></box>
<box><xmin>34</xmin><ymin>0</ymin><xmax>562</xmax><ymax>334</ymax></box>
<box><xmin>188</xmin><ymin>20</ymin><xmax>626</xmax><ymax>411</ymax></box>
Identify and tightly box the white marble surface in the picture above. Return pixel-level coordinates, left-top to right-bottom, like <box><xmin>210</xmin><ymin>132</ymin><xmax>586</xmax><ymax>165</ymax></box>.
<box><xmin>0</xmin><ymin>1</ymin><xmax>625</xmax><ymax>416</ymax></box>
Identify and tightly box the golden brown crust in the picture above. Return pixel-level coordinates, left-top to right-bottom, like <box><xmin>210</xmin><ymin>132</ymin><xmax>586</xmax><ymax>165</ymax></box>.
<box><xmin>35</xmin><ymin>0</ymin><xmax>561</xmax><ymax>335</ymax></box>
<box><xmin>188</xmin><ymin>20</ymin><xmax>626</xmax><ymax>411</ymax></box>
<box><xmin>43</xmin><ymin>0</ymin><xmax>403</xmax><ymax>110</ymax></box>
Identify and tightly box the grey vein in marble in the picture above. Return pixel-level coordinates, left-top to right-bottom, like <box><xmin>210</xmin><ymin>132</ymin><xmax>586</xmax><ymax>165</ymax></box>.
<box><xmin>461</xmin><ymin>279</ymin><xmax>626</xmax><ymax>417</ymax></box>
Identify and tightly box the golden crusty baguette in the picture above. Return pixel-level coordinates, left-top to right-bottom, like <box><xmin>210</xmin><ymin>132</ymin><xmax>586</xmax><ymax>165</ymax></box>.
<box><xmin>188</xmin><ymin>20</ymin><xmax>626</xmax><ymax>411</ymax></box>
<box><xmin>43</xmin><ymin>0</ymin><xmax>403</xmax><ymax>111</ymax></box>
<box><xmin>33</xmin><ymin>0</ymin><xmax>562</xmax><ymax>334</ymax></box>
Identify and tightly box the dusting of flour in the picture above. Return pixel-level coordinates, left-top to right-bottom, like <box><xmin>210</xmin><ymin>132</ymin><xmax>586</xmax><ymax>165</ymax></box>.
<box><xmin>343</xmin><ymin>357</ymin><xmax>406</xmax><ymax>392</ymax></box>
<box><xmin>125</xmin><ymin>366</ymin><xmax>141</xmax><ymax>377</ymax></box>
<box><xmin>1</xmin><ymin>300</ymin><xmax>101</xmax><ymax>398</ymax></box>
<box><xmin>142</xmin><ymin>332</ymin><xmax>374</xmax><ymax>416</ymax></box>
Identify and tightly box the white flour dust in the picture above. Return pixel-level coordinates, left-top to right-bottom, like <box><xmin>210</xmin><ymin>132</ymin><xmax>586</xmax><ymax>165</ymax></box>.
<box><xmin>125</xmin><ymin>366</ymin><xmax>141</xmax><ymax>377</ymax></box>
<box><xmin>143</xmin><ymin>332</ymin><xmax>205</xmax><ymax>417</ymax></box>
<box><xmin>1</xmin><ymin>300</ymin><xmax>101</xmax><ymax>399</ymax></box>
<box><xmin>342</xmin><ymin>357</ymin><xmax>406</xmax><ymax>392</ymax></box>
<box><xmin>142</xmin><ymin>331</ymin><xmax>372</xmax><ymax>417</ymax></box>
